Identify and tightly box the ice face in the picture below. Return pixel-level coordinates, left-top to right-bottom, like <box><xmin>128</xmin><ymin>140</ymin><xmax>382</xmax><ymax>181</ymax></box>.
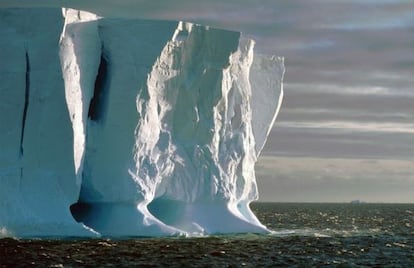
<box><xmin>0</xmin><ymin>8</ymin><xmax>284</xmax><ymax>237</ymax></box>
<box><xmin>0</xmin><ymin>9</ymin><xmax>95</xmax><ymax>237</ymax></box>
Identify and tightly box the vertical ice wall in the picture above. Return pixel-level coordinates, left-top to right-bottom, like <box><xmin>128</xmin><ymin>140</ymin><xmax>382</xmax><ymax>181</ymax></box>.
<box><xmin>0</xmin><ymin>9</ymin><xmax>93</xmax><ymax>237</ymax></box>
<box><xmin>59</xmin><ymin>8</ymin><xmax>101</xmax><ymax>184</ymax></box>
<box><xmin>61</xmin><ymin>12</ymin><xmax>184</xmax><ymax>236</ymax></box>
<box><xmin>0</xmin><ymin>8</ymin><xmax>284</xmax><ymax>237</ymax></box>
<box><xmin>134</xmin><ymin>24</ymin><xmax>265</xmax><ymax>234</ymax></box>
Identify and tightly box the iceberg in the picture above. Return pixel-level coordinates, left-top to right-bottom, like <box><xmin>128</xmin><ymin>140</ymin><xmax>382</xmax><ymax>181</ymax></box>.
<box><xmin>0</xmin><ymin>8</ymin><xmax>284</xmax><ymax>237</ymax></box>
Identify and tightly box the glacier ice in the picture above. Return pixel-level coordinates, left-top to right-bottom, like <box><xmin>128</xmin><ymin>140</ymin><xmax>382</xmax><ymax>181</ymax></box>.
<box><xmin>0</xmin><ymin>8</ymin><xmax>284</xmax><ymax>237</ymax></box>
<box><xmin>0</xmin><ymin>8</ymin><xmax>94</xmax><ymax>237</ymax></box>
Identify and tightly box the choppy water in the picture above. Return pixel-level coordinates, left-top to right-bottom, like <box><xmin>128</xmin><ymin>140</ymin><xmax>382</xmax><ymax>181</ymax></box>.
<box><xmin>1</xmin><ymin>203</ymin><xmax>413</xmax><ymax>267</ymax></box>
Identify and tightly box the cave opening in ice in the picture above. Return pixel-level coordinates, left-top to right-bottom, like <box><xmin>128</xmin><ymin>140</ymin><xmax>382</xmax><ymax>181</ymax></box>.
<box><xmin>88</xmin><ymin>52</ymin><xmax>109</xmax><ymax>121</ymax></box>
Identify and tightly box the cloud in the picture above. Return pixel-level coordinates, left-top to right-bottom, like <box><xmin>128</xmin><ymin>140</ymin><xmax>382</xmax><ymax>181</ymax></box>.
<box><xmin>255</xmin><ymin>156</ymin><xmax>414</xmax><ymax>203</ymax></box>
<box><xmin>285</xmin><ymin>83</ymin><xmax>412</xmax><ymax>96</ymax></box>
<box><xmin>276</xmin><ymin>121</ymin><xmax>414</xmax><ymax>134</ymax></box>
<box><xmin>317</xmin><ymin>12</ymin><xmax>414</xmax><ymax>30</ymax></box>
<box><xmin>263</xmin><ymin>124</ymin><xmax>414</xmax><ymax>160</ymax></box>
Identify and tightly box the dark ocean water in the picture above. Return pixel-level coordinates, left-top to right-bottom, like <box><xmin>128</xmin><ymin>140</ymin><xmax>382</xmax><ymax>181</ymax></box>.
<box><xmin>1</xmin><ymin>203</ymin><xmax>413</xmax><ymax>267</ymax></box>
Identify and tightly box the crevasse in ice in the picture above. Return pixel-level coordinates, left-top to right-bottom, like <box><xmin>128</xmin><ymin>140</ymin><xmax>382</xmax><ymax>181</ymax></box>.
<box><xmin>0</xmin><ymin>8</ymin><xmax>284</xmax><ymax>237</ymax></box>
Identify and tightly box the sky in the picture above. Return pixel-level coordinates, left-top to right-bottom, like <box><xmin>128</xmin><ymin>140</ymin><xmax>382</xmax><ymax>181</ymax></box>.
<box><xmin>1</xmin><ymin>0</ymin><xmax>413</xmax><ymax>203</ymax></box>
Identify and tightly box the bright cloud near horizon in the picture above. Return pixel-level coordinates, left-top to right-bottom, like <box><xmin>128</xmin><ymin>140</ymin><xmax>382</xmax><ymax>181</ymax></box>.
<box><xmin>1</xmin><ymin>0</ymin><xmax>413</xmax><ymax>202</ymax></box>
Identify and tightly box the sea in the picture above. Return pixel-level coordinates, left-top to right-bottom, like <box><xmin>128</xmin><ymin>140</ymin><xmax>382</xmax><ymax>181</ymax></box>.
<box><xmin>0</xmin><ymin>203</ymin><xmax>413</xmax><ymax>267</ymax></box>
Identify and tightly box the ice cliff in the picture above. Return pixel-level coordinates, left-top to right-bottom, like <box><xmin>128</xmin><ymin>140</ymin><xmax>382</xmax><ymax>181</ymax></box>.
<box><xmin>0</xmin><ymin>8</ymin><xmax>284</xmax><ymax>237</ymax></box>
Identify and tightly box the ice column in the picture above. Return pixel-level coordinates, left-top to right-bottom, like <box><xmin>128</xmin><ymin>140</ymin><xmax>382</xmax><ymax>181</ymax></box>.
<box><xmin>0</xmin><ymin>8</ymin><xmax>93</xmax><ymax>237</ymax></box>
